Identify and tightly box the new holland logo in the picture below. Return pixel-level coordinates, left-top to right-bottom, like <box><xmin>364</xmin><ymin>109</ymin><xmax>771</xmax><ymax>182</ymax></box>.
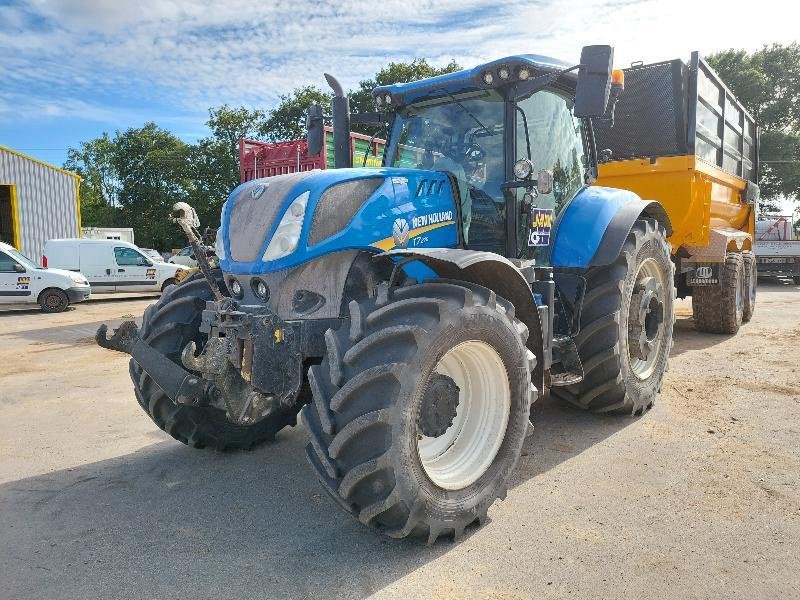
<box><xmin>392</xmin><ymin>218</ymin><xmax>410</xmax><ymax>248</ymax></box>
<box><xmin>250</xmin><ymin>183</ymin><xmax>267</xmax><ymax>199</ymax></box>
<box><xmin>695</xmin><ymin>266</ymin><xmax>714</xmax><ymax>279</ymax></box>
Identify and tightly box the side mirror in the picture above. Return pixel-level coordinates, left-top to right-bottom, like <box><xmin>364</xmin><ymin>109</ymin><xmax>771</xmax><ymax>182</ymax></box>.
<box><xmin>306</xmin><ymin>104</ymin><xmax>324</xmax><ymax>157</ymax></box>
<box><xmin>13</xmin><ymin>263</ymin><xmax>25</xmax><ymax>273</ymax></box>
<box><xmin>574</xmin><ymin>45</ymin><xmax>613</xmax><ymax>117</ymax></box>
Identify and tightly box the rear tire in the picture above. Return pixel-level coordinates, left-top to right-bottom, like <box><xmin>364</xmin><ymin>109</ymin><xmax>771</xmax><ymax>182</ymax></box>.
<box><xmin>551</xmin><ymin>218</ymin><xmax>675</xmax><ymax>415</ymax></box>
<box><xmin>742</xmin><ymin>250</ymin><xmax>756</xmax><ymax>323</ymax></box>
<box><xmin>303</xmin><ymin>281</ymin><xmax>536</xmax><ymax>542</ymax></box>
<box><xmin>130</xmin><ymin>270</ymin><xmax>304</xmax><ymax>450</ymax></box>
<box><xmin>693</xmin><ymin>252</ymin><xmax>744</xmax><ymax>334</ymax></box>
<box><xmin>39</xmin><ymin>288</ymin><xmax>69</xmax><ymax>313</ymax></box>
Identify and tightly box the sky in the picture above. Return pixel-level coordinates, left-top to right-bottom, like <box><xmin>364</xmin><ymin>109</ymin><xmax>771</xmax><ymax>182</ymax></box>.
<box><xmin>1</xmin><ymin>0</ymin><xmax>798</xmax><ymax>172</ymax></box>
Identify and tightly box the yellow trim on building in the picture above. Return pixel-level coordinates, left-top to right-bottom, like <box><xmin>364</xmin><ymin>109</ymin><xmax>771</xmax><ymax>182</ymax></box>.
<box><xmin>9</xmin><ymin>184</ymin><xmax>21</xmax><ymax>249</ymax></box>
<box><xmin>0</xmin><ymin>144</ymin><xmax>81</xmax><ymax>180</ymax></box>
<box><xmin>371</xmin><ymin>220</ymin><xmax>456</xmax><ymax>251</ymax></box>
<box><xmin>74</xmin><ymin>175</ymin><xmax>82</xmax><ymax>236</ymax></box>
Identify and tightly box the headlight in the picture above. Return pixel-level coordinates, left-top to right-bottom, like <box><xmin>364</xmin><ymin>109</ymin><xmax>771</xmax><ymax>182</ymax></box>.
<box><xmin>69</xmin><ymin>272</ymin><xmax>88</xmax><ymax>285</ymax></box>
<box><xmin>230</xmin><ymin>279</ymin><xmax>243</xmax><ymax>298</ymax></box>
<box><xmin>251</xmin><ymin>278</ymin><xmax>269</xmax><ymax>300</ymax></box>
<box><xmin>498</xmin><ymin>66</ymin><xmax>510</xmax><ymax>80</ymax></box>
<box><xmin>262</xmin><ymin>191</ymin><xmax>310</xmax><ymax>262</ymax></box>
<box><xmin>518</xmin><ymin>67</ymin><xmax>530</xmax><ymax>81</ymax></box>
<box><xmin>513</xmin><ymin>158</ymin><xmax>534</xmax><ymax>180</ymax></box>
<box><xmin>482</xmin><ymin>71</ymin><xmax>494</xmax><ymax>85</ymax></box>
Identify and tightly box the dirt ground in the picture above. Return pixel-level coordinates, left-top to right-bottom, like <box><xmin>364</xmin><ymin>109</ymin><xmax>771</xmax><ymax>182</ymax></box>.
<box><xmin>1</xmin><ymin>283</ymin><xmax>799</xmax><ymax>600</ymax></box>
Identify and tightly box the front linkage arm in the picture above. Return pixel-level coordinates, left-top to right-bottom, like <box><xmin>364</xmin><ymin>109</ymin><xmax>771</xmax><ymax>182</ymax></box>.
<box><xmin>96</xmin><ymin>321</ymin><xmax>211</xmax><ymax>406</ymax></box>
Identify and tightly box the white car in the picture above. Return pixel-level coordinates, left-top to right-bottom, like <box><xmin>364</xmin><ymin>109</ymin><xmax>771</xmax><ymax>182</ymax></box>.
<box><xmin>169</xmin><ymin>246</ymin><xmax>198</xmax><ymax>268</ymax></box>
<box><xmin>43</xmin><ymin>239</ymin><xmax>189</xmax><ymax>293</ymax></box>
<box><xmin>140</xmin><ymin>248</ymin><xmax>165</xmax><ymax>263</ymax></box>
<box><xmin>0</xmin><ymin>241</ymin><xmax>91</xmax><ymax>312</ymax></box>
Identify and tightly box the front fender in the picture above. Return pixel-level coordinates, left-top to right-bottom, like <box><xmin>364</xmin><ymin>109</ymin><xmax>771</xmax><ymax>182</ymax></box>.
<box><xmin>385</xmin><ymin>248</ymin><xmax>546</xmax><ymax>393</ymax></box>
<box><xmin>551</xmin><ymin>186</ymin><xmax>671</xmax><ymax>268</ymax></box>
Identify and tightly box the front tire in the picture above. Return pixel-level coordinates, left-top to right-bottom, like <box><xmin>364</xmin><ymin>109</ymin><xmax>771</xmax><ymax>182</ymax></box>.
<box><xmin>39</xmin><ymin>288</ymin><xmax>69</xmax><ymax>313</ymax></box>
<box><xmin>303</xmin><ymin>281</ymin><xmax>536</xmax><ymax>542</ymax></box>
<box><xmin>551</xmin><ymin>218</ymin><xmax>675</xmax><ymax>415</ymax></box>
<box><xmin>130</xmin><ymin>271</ymin><xmax>304</xmax><ymax>450</ymax></box>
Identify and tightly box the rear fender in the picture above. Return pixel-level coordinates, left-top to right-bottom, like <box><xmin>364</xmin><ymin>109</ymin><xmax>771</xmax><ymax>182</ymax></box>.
<box><xmin>386</xmin><ymin>248</ymin><xmax>546</xmax><ymax>393</ymax></box>
<box><xmin>552</xmin><ymin>186</ymin><xmax>672</xmax><ymax>268</ymax></box>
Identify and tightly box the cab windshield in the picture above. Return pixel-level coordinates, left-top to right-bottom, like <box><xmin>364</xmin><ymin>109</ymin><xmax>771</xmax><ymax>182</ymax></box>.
<box><xmin>386</xmin><ymin>90</ymin><xmax>505</xmax><ymax>247</ymax></box>
<box><xmin>385</xmin><ymin>87</ymin><xmax>589</xmax><ymax>262</ymax></box>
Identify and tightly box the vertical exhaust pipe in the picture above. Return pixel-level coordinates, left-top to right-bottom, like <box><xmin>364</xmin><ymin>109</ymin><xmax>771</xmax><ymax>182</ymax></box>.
<box><xmin>324</xmin><ymin>73</ymin><xmax>352</xmax><ymax>169</ymax></box>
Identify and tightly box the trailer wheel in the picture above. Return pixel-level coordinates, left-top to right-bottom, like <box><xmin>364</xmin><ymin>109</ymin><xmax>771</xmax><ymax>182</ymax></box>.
<box><xmin>129</xmin><ymin>270</ymin><xmax>305</xmax><ymax>450</ymax></box>
<box><xmin>39</xmin><ymin>288</ymin><xmax>69</xmax><ymax>313</ymax></box>
<box><xmin>742</xmin><ymin>250</ymin><xmax>756</xmax><ymax>323</ymax></box>
<box><xmin>303</xmin><ymin>281</ymin><xmax>536</xmax><ymax>542</ymax></box>
<box><xmin>551</xmin><ymin>218</ymin><xmax>674</xmax><ymax>415</ymax></box>
<box><xmin>692</xmin><ymin>252</ymin><xmax>744</xmax><ymax>334</ymax></box>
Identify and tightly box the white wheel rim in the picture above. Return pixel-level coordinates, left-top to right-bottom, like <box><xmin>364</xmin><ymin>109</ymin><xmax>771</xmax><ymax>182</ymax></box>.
<box><xmin>417</xmin><ymin>340</ymin><xmax>511</xmax><ymax>490</ymax></box>
<box><xmin>628</xmin><ymin>257</ymin><xmax>667</xmax><ymax>380</ymax></box>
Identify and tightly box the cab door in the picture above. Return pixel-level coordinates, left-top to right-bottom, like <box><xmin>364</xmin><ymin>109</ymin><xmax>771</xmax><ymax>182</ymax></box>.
<box><xmin>0</xmin><ymin>250</ymin><xmax>32</xmax><ymax>304</ymax></box>
<box><xmin>113</xmin><ymin>246</ymin><xmax>159</xmax><ymax>291</ymax></box>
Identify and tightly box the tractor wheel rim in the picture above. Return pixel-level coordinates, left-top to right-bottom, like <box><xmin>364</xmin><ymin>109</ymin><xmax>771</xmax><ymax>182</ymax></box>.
<box><xmin>417</xmin><ymin>340</ymin><xmax>511</xmax><ymax>490</ymax></box>
<box><xmin>628</xmin><ymin>258</ymin><xmax>666</xmax><ymax>380</ymax></box>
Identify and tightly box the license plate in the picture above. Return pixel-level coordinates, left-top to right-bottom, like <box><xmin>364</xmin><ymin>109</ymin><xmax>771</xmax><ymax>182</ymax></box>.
<box><xmin>758</xmin><ymin>257</ymin><xmax>790</xmax><ymax>264</ymax></box>
<box><xmin>686</xmin><ymin>264</ymin><xmax>719</xmax><ymax>286</ymax></box>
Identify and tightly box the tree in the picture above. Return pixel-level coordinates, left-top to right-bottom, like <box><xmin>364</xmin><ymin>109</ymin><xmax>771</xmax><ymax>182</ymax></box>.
<box><xmin>64</xmin><ymin>133</ymin><xmax>122</xmax><ymax>227</ymax></box>
<box><xmin>707</xmin><ymin>44</ymin><xmax>800</xmax><ymax>206</ymax></box>
<box><xmin>260</xmin><ymin>85</ymin><xmax>330</xmax><ymax>141</ymax></box>
<box><xmin>112</xmin><ymin>123</ymin><xmax>192</xmax><ymax>250</ymax></box>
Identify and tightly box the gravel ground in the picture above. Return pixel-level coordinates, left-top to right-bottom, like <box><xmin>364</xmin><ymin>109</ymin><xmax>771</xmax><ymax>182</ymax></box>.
<box><xmin>0</xmin><ymin>282</ymin><xmax>798</xmax><ymax>600</ymax></box>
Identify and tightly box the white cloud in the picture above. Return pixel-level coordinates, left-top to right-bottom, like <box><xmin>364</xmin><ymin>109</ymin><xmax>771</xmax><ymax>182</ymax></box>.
<box><xmin>1</xmin><ymin>0</ymin><xmax>798</xmax><ymax>125</ymax></box>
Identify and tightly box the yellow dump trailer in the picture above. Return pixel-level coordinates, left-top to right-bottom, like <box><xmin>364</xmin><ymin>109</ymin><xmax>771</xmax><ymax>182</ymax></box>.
<box><xmin>594</xmin><ymin>52</ymin><xmax>759</xmax><ymax>333</ymax></box>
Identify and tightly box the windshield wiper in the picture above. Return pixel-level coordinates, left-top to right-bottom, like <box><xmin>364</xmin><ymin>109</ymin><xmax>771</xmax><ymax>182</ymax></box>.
<box><xmin>435</xmin><ymin>88</ymin><xmax>491</xmax><ymax>135</ymax></box>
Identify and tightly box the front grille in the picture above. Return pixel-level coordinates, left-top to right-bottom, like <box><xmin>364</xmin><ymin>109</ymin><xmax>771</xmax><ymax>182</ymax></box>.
<box><xmin>228</xmin><ymin>171</ymin><xmax>316</xmax><ymax>262</ymax></box>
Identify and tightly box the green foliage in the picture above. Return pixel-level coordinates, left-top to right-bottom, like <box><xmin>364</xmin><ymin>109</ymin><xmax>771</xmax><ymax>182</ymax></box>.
<box><xmin>260</xmin><ymin>86</ymin><xmax>330</xmax><ymax>141</ymax></box>
<box><xmin>707</xmin><ymin>44</ymin><xmax>800</xmax><ymax>205</ymax></box>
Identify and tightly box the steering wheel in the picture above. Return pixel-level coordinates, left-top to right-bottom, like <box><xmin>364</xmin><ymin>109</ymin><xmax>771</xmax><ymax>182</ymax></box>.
<box><xmin>464</xmin><ymin>142</ymin><xmax>486</xmax><ymax>163</ymax></box>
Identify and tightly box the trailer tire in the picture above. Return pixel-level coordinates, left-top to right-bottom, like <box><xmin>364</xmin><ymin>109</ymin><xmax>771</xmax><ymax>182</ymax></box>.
<box><xmin>303</xmin><ymin>281</ymin><xmax>536</xmax><ymax>543</ymax></box>
<box><xmin>692</xmin><ymin>252</ymin><xmax>744</xmax><ymax>334</ymax></box>
<box><xmin>551</xmin><ymin>218</ymin><xmax>674</xmax><ymax>415</ymax></box>
<box><xmin>129</xmin><ymin>270</ymin><xmax>304</xmax><ymax>450</ymax></box>
<box><xmin>742</xmin><ymin>250</ymin><xmax>756</xmax><ymax>323</ymax></box>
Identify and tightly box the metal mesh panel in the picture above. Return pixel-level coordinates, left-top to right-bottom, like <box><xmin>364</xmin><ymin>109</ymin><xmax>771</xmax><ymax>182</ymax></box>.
<box><xmin>308</xmin><ymin>178</ymin><xmax>384</xmax><ymax>246</ymax></box>
<box><xmin>593</xmin><ymin>60</ymin><xmax>688</xmax><ymax>160</ymax></box>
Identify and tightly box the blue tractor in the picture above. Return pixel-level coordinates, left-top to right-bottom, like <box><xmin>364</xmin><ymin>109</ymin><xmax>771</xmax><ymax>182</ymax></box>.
<box><xmin>98</xmin><ymin>46</ymin><xmax>674</xmax><ymax>542</ymax></box>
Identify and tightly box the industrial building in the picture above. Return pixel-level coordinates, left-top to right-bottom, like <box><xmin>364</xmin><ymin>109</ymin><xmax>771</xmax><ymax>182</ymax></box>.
<box><xmin>0</xmin><ymin>145</ymin><xmax>81</xmax><ymax>261</ymax></box>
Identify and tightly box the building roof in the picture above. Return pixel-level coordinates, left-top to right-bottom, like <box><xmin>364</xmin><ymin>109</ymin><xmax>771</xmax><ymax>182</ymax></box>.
<box><xmin>0</xmin><ymin>144</ymin><xmax>80</xmax><ymax>180</ymax></box>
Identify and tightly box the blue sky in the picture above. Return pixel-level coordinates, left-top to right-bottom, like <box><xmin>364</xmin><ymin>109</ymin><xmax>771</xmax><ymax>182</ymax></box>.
<box><xmin>1</xmin><ymin>0</ymin><xmax>796</xmax><ymax>169</ymax></box>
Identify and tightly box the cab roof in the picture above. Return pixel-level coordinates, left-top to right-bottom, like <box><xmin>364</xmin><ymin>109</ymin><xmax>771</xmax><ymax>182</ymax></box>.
<box><xmin>373</xmin><ymin>54</ymin><xmax>574</xmax><ymax>107</ymax></box>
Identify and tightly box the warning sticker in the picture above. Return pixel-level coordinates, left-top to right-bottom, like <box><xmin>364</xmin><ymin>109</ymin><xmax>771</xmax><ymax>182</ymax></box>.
<box><xmin>527</xmin><ymin>208</ymin><xmax>553</xmax><ymax>247</ymax></box>
<box><xmin>16</xmin><ymin>276</ymin><xmax>30</xmax><ymax>290</ymax></box>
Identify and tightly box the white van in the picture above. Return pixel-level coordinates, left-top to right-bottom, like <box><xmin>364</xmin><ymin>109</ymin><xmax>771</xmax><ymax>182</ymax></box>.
<box><xmin>43</xmin><ymin>239</ymin><xmax>189</xmax><ymax>293</ymax></box>
<box><xmin>0</xmin><ymin>241</ymin><xmax>91</xmax><ymax>312</ymax></box>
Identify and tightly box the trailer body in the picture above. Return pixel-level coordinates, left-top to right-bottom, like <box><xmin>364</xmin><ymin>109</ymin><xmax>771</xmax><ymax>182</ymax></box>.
<box><xmin>239</xmin><ymin>127</ymin><xmax>384</xmax><ymax>183</ymax></box>
<box><xmin>594</xmin><ymin>52</ymin><xmax>758</xmax><ymax>287</ymax></box>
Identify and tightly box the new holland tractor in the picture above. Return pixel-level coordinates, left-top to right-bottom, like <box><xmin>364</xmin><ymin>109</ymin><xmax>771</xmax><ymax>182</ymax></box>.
<box><xmin>97</xmin><ymin>45</ymin><xmax>675</xmax><ymax>542</ymax></box>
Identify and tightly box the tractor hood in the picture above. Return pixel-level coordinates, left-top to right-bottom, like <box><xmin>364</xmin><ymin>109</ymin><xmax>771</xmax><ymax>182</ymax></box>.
<box><xmin>218</xmin><ymin>168</ymin><xmax>460</xmax><ymax>275</ymax></box>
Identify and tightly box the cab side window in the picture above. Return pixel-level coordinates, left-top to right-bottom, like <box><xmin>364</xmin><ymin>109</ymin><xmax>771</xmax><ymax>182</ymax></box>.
<box><xmin>114</xmin><ymin>247</ymin><xmax>148</xmax><ymax>266</ymax></box>
<box><xmin>0</xmin><ymin>251</ymin><xmax>19</xmax><ymax>272</ymax></box>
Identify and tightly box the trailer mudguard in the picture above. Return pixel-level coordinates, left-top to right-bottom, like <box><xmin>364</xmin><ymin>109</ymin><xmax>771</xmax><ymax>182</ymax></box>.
<box><xmin>551</xmin><ymin>186</ymin><xmax>671</xmax><ymax>268</ymax></box>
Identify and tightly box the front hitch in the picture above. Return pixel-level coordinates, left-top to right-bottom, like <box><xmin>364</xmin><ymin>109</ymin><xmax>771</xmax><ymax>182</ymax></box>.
<box><xmin>96</xmin><ymin>321</ymin><xmax>210</xmax><ymax>406</ymax></box>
